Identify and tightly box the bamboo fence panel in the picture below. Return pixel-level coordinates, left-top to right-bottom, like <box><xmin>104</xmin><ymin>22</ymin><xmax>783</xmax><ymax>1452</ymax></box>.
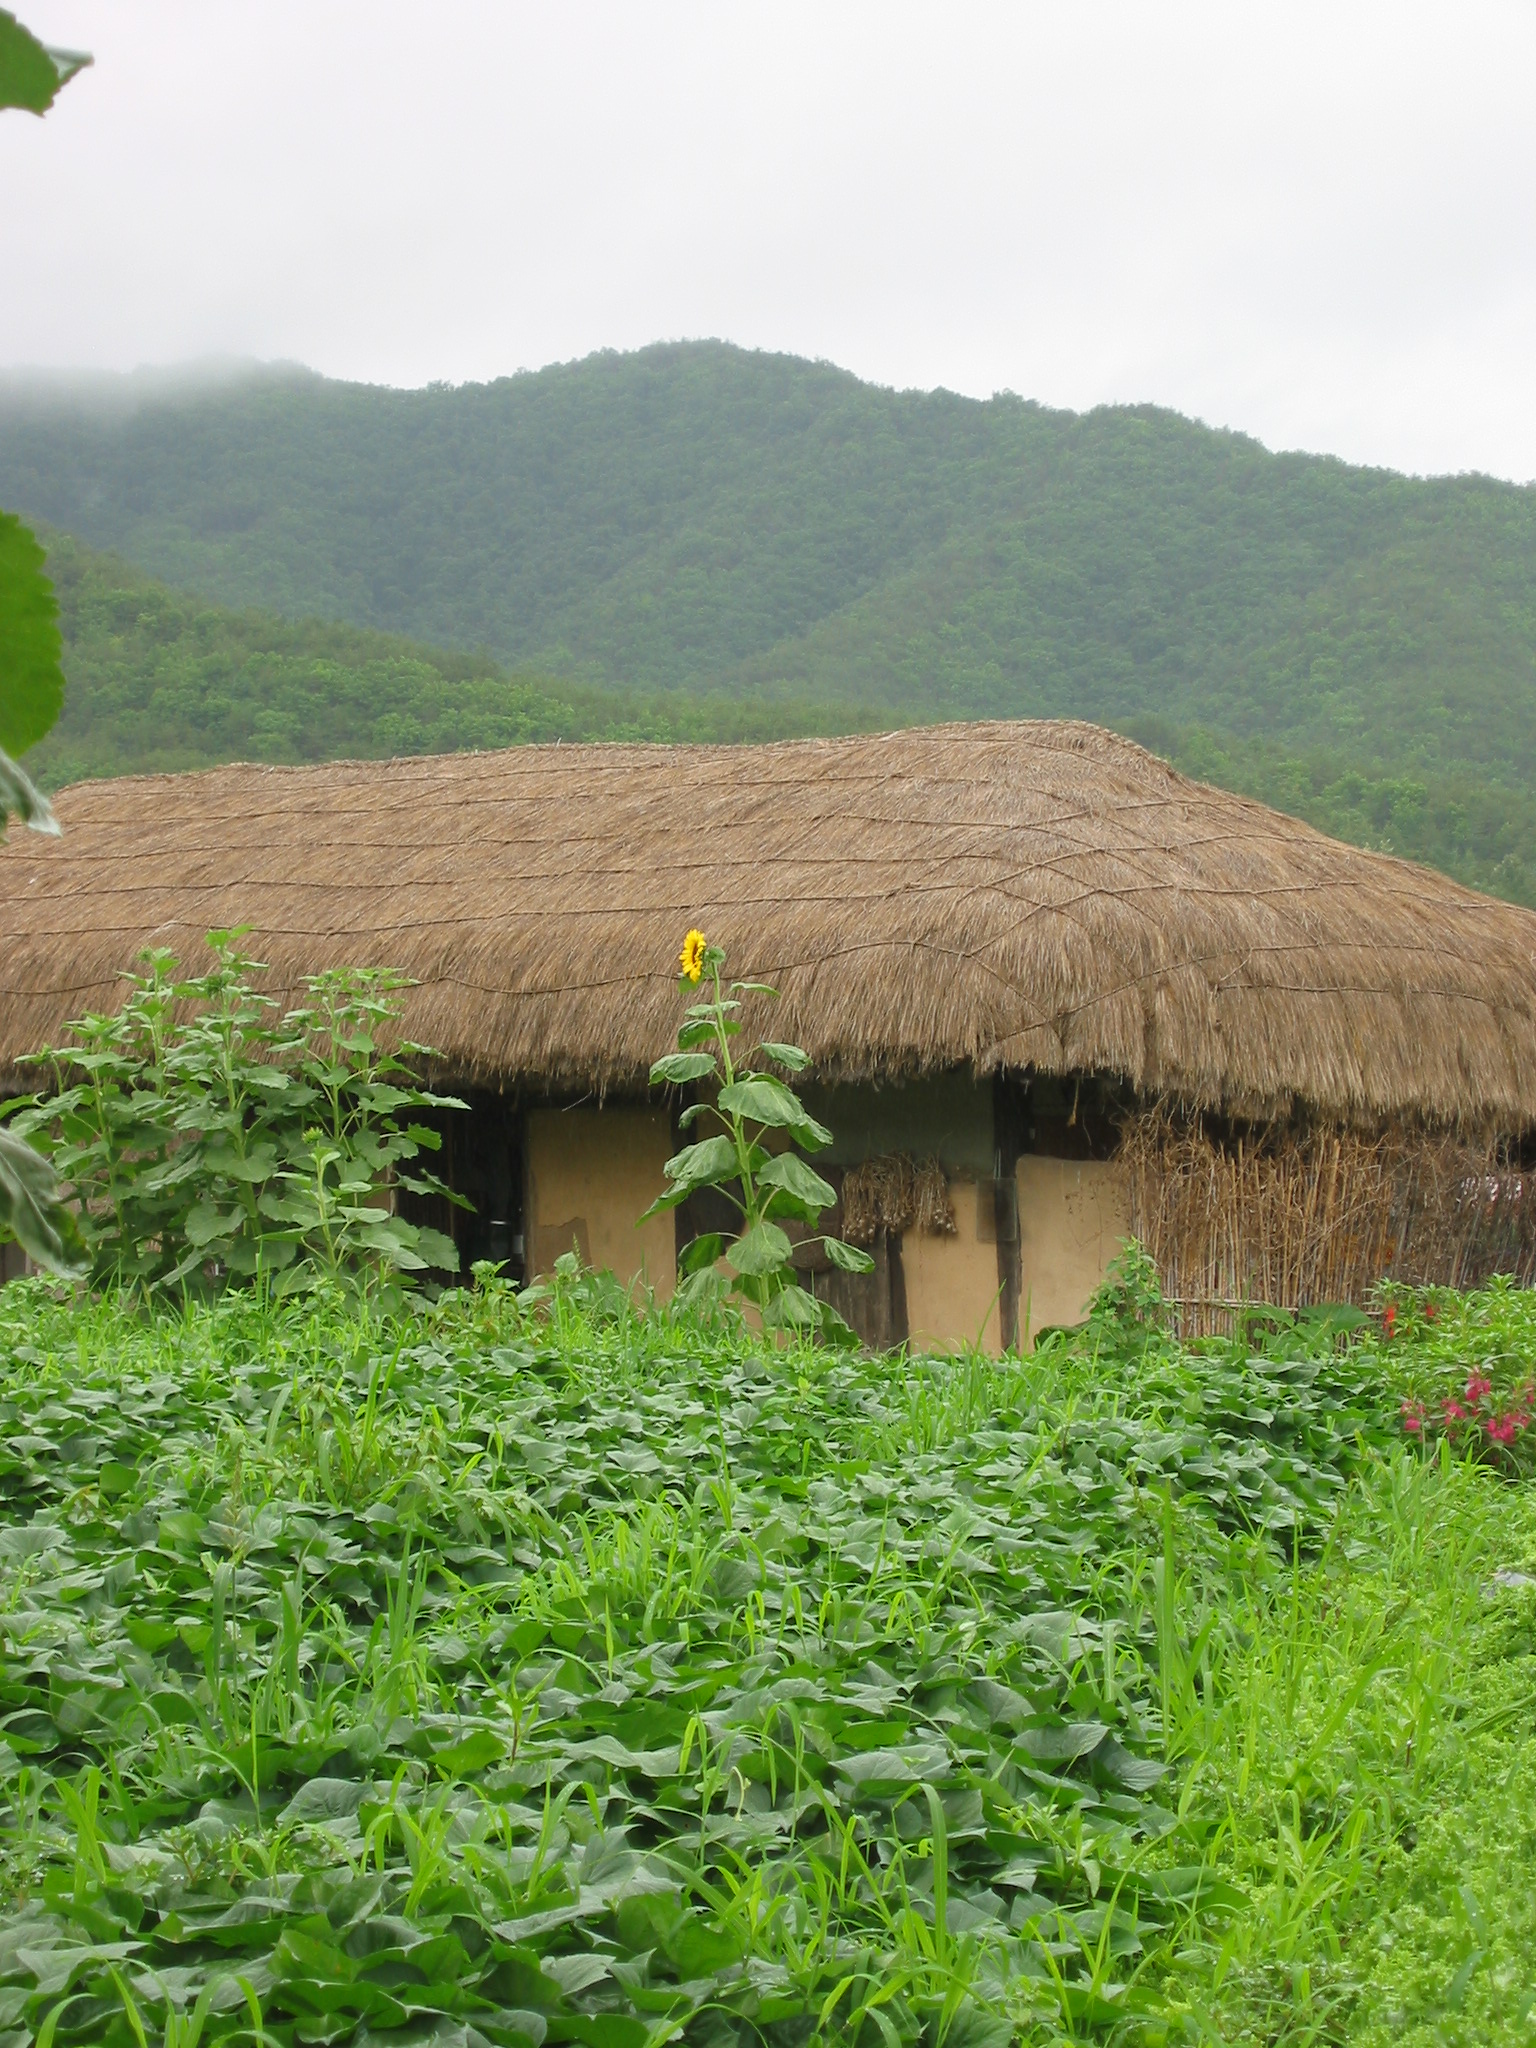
<box><xmin>1120</xmin><ymin>1110</ymin><xmax>1536</xmax><ymax>1334</ymax></box>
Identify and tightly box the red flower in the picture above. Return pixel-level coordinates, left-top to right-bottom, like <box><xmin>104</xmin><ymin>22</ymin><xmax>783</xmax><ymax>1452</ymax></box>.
<box><xmin>1486</xmin><ymin>1414</ymin><xmax>1518</xmax><ymax>1445</ymax></box>
<box><xmin>1424</xmin><ymin>1302</ymin><xmax>1438</xmax><ymax>1323</ymax></box>
<box><xmin>1443</xmin><ymin>1398</ymin><xmax>1465</xmax><ymax>1422</ymax></box>
<box><xmin>1466</xmin><ymin>1372</ymin><xmax>1493</xmax><ymax>1402</ymax></box>
<box><xmin>1383</xmin><ymin>1304</ymin><xmax>1398</xmax><ymax>1338</ymax></box>
<box><xmin>1401</xmin><ymin>1398</ymin><xmax>1426</xmax><ymax>1435</ymax></box>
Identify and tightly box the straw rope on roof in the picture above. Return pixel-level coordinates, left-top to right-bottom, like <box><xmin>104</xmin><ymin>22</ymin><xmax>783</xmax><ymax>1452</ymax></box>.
<box><xmin>0</xmin><ymin>719</ymin><xmax>1533</xmax><ymax>1125</ymax></box>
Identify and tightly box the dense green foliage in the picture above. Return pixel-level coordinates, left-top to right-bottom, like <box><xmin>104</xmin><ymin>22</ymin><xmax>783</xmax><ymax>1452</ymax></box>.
<box><xmin>1128</xmin><ymin>719</ymin><xmax>1536</xmax><ymax>909</ymax></box>
<box><xmin>22</xmin><ymin>532</ymin><xmax>1536</xmax><ymax>905</ymax></box>
<box><xmin>0</xmin><ymin>1264</ymin><xmax>1531</xmax><ymax>2044</ymax></box>
<box><xmin>8</xmin><ymin>940</ymin><xmax>460</xmax><ymax>1295</ymax></box>
<box><xmin>9</xmin><ymin>344</ymin><xmax>1536</xmax><ymax>903</ymax></box>
<box><xmin>24</xmin><ymin>533</ymin><xmax>877</xmax><ymax>788</ymax></box>
<box><xmin>0</xmin><ymin>499</ymin><xmax>78</xmax><ymax>1265</ymax></box>
<box><xmin>1374</xmin><ymin>1282</ymin><xmax>1536</xmax><ymax>1471</ymax></box>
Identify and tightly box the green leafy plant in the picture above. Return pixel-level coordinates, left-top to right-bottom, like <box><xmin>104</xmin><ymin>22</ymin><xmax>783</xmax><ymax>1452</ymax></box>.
<box><xmin>643</xmin><ymin>929</ymin><xmax>872</xmax><ymax>1340</ymax></box>
<box><xmin>8</xmin><ymin>934</ymin><xmax>465</xmax><ymax>1294</ymax></box>
<box><xmin>0</xmin><ymin>62</ymin><xmax>88</xmax><ymax>808</ymax></box>
<box><xmin>0</xmin><ymin>518</ymin><xmax>83</xmax><ymax>1277</ymax></box>
<box><xmin>0</xmin><ymin>7</ymin><xmax>90</xmax><ymax>115</ymax></box>
<box><xmin>0</xmin><ymin>511</ymin><xmax>66</xmax><ymax>764</ymax></box>
<box><xmin>0</xmin><ymin>24</ymin><xmax>91</xmax><ymax>1275</ymax></box>
<box><xmin>1375</xmin><ymin>1278</ymin><xmax>1536</xmax><ymax>1475</ymax></box>
<box><xmin>1080</xmin><ymin>1238</ymin><xmax>1170</xmax><ymax>1348</ymax></box>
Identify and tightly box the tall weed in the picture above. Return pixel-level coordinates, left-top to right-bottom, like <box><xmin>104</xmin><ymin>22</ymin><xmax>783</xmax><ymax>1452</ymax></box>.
<box><xmin>6</xmin><ymin>935</ymin><xmax>463</xmax><ymax>1294</ymax></box>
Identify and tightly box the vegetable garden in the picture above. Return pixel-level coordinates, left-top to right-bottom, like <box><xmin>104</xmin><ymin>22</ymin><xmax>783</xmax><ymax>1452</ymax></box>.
<box><xmin>0</xmin><ymin>1264</ymin><xmax>1531</xmax><ymax>2046</ymax></box>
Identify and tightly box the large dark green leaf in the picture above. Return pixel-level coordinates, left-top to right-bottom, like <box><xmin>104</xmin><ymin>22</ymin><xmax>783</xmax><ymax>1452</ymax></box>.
<box><xmin>756</xmin><ymin>1151</ymin><xmax>835</xmax><ymax>1214</ymax></box>
<box><xmin>0</xmin><ymin>10</ymin><xmax>90</xmax><ymax>113</ymax></box>
<box><xmin>677</xmin><ymin>1230</ymin><xmax>725</xmax><ymax>1275</ymax></box>
<box><xmin>644</xmin><ymin>1134</ymin><xmax>740</xmax><ymax>1214</ymax></box>
<box><xmin>759</xmin><ymin>1279</ymin><xmax>827</xmax><ymax>1333</ymax></box>
<box><xmin>716</xmin><ymin>1076</ymin><xmax>831</xmax><ymax>1148</ymax></box>
<box><xmin>412</xmin><ymin>1224</ymin><xmax>460</xmax><ymax>1272</ymax></box>
<box><xmin>0</xmin><ymin>1124</ymin><xmax>85</xmax><ymax>1274</ymax></box>
<box><xmin>648</xmin><ymin>1050</ymin><xmax>717</xmax><ymax>1086</ymax></box>
<box><xmin>754</xmin><ymin>1041</ymin><xmax>810</xmax><ymax>1072</ymax></box>
<box><xmin>0</xmin><ymin>512</ymin><xmax>65</xmax><ymax>754</ymax></box>
<box><xmin>725</xmin><ymin>1219</ymin><xmax>792</xmax><ymax>1277</ymax></box>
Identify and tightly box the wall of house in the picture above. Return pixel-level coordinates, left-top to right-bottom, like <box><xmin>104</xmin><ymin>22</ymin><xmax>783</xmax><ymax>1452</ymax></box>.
<box><xmin>1015</xmin><ymin>1156</ymin><xmax>1130</xmax><ymax>1341</ymax></box>
<box><xmin>514</xmin><ymin>1073</ymin><xmax>1125</xmax><ymax>1347</ymax></box>
<box><xmin>802</xmin><ymin>1070</ymin><xmax>995</xmax><ymax>1174</ymax></box>
<box><xmin>525</xmin><ymin>1104</ymin><xmax>676</xmax><ymax>1297</ymax></box>
<box><xmin>901</xmin><ymin>1177</ymin><xmax>1003</xmax><ymax>1353</ymax></box>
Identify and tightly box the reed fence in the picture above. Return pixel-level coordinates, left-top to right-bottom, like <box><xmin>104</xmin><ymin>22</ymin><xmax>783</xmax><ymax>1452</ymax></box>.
<box><xmin>1120</xmin><ymin>1110</ymin><xmax>1536</xmax><ymax>1333</ymax></box>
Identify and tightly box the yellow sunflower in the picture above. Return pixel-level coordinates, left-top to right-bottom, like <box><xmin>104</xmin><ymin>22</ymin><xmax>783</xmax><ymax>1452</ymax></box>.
<box><xmin>679</xmin><ymin>929</ymin><xmax>708</xmax><ymax>983</ymax></box>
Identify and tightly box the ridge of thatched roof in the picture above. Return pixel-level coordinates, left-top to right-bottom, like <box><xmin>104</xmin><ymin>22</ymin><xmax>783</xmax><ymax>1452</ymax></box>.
<box><xmin>1</xmin><ymin>719</ymin><xmax>1534</xmax><ymax>1126</ymax></box>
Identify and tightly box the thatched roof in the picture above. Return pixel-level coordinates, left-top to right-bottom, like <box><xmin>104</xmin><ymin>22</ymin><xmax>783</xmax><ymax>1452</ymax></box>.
<box><xmin>1</xmin><ymin>720</ymin><xmax>1534</xmax><ymax>1125</ymax></box>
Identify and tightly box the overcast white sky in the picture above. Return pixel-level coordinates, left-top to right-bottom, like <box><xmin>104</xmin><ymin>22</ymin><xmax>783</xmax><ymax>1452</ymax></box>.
<box><xmin>3</xmin><ymin>2</ymin><xmax>1533</xmax><ymax>480</ymax></box>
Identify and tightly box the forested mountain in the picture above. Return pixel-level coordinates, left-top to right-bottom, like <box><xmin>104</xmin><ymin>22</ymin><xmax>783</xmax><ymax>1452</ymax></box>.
<box><xmin>27</xmin><ymin>533</ymin><xmax>877</xmax><ymax>787</ymax></box>
<box><xmin>27</xmin><ymin>533</ymin><xmax>1536</xmax><ymax>909</ymax></box>
<box><xmin>4</xmin><ymin>343</ymin><xmax>1535</xmax><ymax>764</ymax></box>
<box><xmin>4</xmin><ymin>341</ymin><xmax>1536</xmax><ymax>901</ymax></box>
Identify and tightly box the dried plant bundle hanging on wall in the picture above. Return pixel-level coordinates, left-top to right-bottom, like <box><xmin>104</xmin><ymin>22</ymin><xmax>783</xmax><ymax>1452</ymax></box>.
<box><xmin>841</xmin><ymin>1154</ymin><xmax>956</xmax><ymax>1245</ymax></box>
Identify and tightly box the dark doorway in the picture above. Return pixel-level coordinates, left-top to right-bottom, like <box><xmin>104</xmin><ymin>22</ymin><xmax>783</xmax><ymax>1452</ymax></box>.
<box><xmin>816</xmin><ymin>1226</ymin><xmax>908</xmax><ymax>1350</ymax></box>
<box><xmin>397</xmin><ymin>1088</ymin><xmax>525</xmax><ymax>1285</ymax></box>
<box><xmin>676</xmin><ymin>1163</ymin><xmax>909</xmax><ymax>1351</ymax></box>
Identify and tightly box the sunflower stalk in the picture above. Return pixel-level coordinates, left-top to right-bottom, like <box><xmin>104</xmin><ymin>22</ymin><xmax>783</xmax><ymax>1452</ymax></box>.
<box><xmin>642</xmin><ymin>932</ymin><xmax>874</xmax><ymax>1342</ymax></box>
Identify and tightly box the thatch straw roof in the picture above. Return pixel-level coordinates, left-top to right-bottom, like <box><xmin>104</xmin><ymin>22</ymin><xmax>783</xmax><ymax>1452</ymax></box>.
<box><xmin>1</xmin><ymin>720</ymin><xmax>1534</xmax><ymax>1125</ymax></box>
